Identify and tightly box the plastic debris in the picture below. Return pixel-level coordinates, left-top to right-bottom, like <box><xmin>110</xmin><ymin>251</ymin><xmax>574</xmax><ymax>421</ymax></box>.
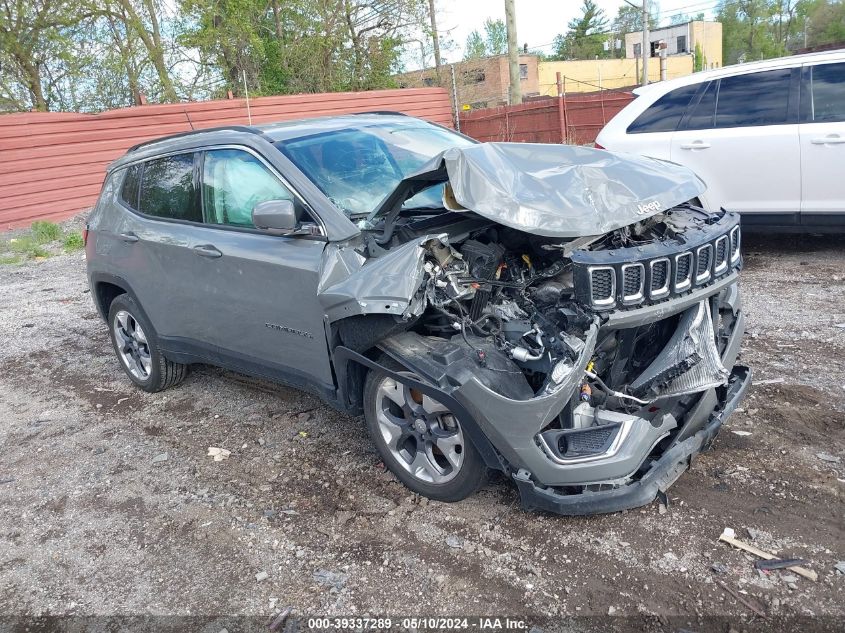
<box><xmin>207</xmin><ymin>447</ymin><xmax>231</xmax><ymax>462</ymax></box>
<box><xmin>719</xmin><ymin>527</ymin><xmax>817</xmax><ymax>582</ymax></box>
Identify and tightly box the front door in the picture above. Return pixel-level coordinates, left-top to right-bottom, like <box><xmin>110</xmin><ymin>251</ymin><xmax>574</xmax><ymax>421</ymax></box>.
<box><xmin>799</xmin><ymin>61</ymin><xmax>845</xmax><ymax>223</ymax></box>
<box><xmin>188</xmin><ymin>147</ymin><xmax>334</xmax><ymax>391</ymax></box>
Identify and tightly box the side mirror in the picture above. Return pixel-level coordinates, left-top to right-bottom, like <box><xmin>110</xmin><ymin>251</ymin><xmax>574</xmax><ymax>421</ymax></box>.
<box><xmin>252</xmin><ymin>199</ymin><xmax>298</xmax><ymax>234</ymax></box>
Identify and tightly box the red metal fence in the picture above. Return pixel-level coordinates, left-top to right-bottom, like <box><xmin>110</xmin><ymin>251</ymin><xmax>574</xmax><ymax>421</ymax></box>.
<box><xmin>459</xmin><ymin>90</ymin><xmax>635</xmax><ymax>146</ymax></box>
<box><xmin>0</xmin><ymin>87</ymin><xmax>452</xmax><ymax>229</ymax></box>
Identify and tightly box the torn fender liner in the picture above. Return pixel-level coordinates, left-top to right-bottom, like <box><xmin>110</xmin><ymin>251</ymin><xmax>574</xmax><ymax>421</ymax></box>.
<box><xmin>371</xmin><ymin>143</ymin><xmax>706</xmax><ymax>238</ymax></box>
<box><xmin>630</xmin><ymin>300</ymin><xmax>729</xmax><ymax>399</ymax></box>
<box><xmin>318</xmin><ymin>234</ymin><xmax>447</xmax><ymax>321</ymax></box>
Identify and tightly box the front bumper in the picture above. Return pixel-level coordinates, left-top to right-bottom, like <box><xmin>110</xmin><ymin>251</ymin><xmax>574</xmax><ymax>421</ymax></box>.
<box><xmin>513</xmin><ymin>364</ymin><xmax>751</xmax><ymax>515</ymax></box>
<box><xmin>348</xmin><ymin>282</ymin><xmax>748</xmax><ymax>516</ymax></box>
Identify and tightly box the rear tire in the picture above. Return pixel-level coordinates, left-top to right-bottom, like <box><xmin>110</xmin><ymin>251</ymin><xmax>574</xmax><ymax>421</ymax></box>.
<box><xmin>363</xmin><ymin>358</ymin><xmax>488</xmax><ymax>502</ymax></box>
<box><xmin>107</xmin><ymin>294</ymin><xmax>188</xmax><ymax>393</ymax></box>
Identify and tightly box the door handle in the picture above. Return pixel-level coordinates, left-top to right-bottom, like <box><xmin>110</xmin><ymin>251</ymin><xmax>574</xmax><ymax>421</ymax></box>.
<box><xmin>119</xmin><ymin>232</ymin><xmax>139</xmax><ymax>243</ymax></box>
<box><xmin>810</xmin><ymin>135</ymin><xmax>845</xmax><ymax>145</ymax></box>
<box><xmin>679</xmin><ymin>141</ymin><xmax>711</xmax><ymax>150</ymax></box>
<box><xmin>193</xmin><ymin>244</ymin><xmax>223</xmax><ymax>258</ymax></box>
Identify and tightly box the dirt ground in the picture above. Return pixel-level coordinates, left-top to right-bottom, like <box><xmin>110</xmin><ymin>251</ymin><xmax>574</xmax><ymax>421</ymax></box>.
<box><xmin>0</xmin><ymin>225</ymin><xmax>843</xmax><ymax>633</ymax></box>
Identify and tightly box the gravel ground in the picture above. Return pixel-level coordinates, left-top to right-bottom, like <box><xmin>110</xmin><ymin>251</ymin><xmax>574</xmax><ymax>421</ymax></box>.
<box><xmin>0</xmin><ymin>225</ymin><xmax>843</xmax><ymax>632</ymax></box>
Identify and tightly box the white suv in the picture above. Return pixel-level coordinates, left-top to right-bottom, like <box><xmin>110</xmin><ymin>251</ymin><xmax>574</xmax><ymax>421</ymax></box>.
<box><xmin>595</xmin><ymin>49</ymin><xmax>845</xmax><ymax>230</ymax></box>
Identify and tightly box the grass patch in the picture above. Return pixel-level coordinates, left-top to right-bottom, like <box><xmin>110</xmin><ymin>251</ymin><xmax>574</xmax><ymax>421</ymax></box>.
<box><xmin>0</xmin><ymin>254</ymin><xmax>22</xmax><ymax>265</ymax></box>
<box><xmin>63</xmin><ymin>232</ymin><xmax>84</xmax><ymax>252</ymax></box>
<box><xmin>30</xmin><ymin>221</ymin><xmax>62</xmax><ymax>243</ymax></box>
<box><xmin>4</xmin><ymin>236</ymin><xmax>50</xmax><ymax>260</ymax></box>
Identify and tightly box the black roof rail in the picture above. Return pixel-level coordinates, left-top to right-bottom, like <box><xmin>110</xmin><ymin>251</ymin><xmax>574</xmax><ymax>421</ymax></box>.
<box><xmin>127</xmin><ymin>125</ymin><xmax>265</xmax><ymax>153</ymax></box>
<box><xmin>349</xmin><ymin>110</ymin><xmax>408</xmax><ymax>116</ymax></box>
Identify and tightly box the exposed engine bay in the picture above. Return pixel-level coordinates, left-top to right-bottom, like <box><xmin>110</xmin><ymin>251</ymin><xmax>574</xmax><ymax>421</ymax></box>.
<box><xmin>402</xmin><ymin>205</ymin><xmax>733</xmax><ymax>405</ymax></box>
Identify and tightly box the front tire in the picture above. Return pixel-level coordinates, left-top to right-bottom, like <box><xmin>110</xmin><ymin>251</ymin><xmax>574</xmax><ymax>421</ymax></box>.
<box><xmin>107</xmin><ymin>294</ymin><xmax>188</xmax><ymax>393</ymax></box>
<box><xmin>363</xmin><ymin>359</ymin><xmax>488</xmax><ymax>502</ymax></box>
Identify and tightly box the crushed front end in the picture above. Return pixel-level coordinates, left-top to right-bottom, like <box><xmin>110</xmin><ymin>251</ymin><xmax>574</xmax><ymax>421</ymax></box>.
<box><xmin>359</xmin><ymin>205</ymin><xmax>750</xmax><ymax>515</ymax></box>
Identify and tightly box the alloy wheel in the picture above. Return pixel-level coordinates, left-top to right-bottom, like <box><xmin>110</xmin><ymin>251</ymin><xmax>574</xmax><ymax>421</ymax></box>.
<box><xmin>374</xmin><ymin>374</ymin><xmax>465</xmax><ymax>484</ymax></box>
<box><xmin>113</xmin><ymin>310</ymin><xmax>152</xmax><ymax>380</ymax></box>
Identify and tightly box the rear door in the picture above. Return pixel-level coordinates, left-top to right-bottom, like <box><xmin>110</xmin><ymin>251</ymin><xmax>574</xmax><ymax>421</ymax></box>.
<box><xmin>115</xmin><ymin>152</ymin><xmax>211</xmax><ymax>341</ymax></box>
<box><xmin>671</xmin><ymin>68</ymin><xmax>801</xmax><ymax>221</ymax></box>
<box><xmin>798</xmin><ymin>61</ymin><xmax>845</xmax><ymax>224</ymax></box>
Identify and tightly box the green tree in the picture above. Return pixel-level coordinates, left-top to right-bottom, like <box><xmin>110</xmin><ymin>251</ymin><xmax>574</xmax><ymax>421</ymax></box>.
<box><xmin>553</xmin><ymin>0</ymin><xmax>609</xmax><ymax>60</ymax></box>
<box><xmin>0</xmin><ymin>0</ymin><xmax>98</xmax><ymax>111</ymax></box>
<box><xmin>693</xmin><ymin>42</ymin><xmax>706</xmax><ymax>71</ymax></box>
<box><xmin>802</xmin><ymin>0</ymin><xmax>845</xmax><ymax>48</ymax></box>
<box><xmin>464</xmin><ymin>29</ymin><xmax>486</xmax><ymax>59</ymax></box>
<box><xmin>483</xmin><ymin>17</ymin><xmax>507</xmax><ymax>55</ymax></box>
<box><xmin>717</xmin><ymin>0</ymin><xmax>811</xmax><ymax>64</ymax></box>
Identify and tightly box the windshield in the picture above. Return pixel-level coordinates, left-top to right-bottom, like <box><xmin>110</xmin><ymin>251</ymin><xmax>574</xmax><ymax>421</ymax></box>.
<box><xmin>276</xmin><ymin>121</ymin><xmax>474</xmax><ymax>218</ymax></box>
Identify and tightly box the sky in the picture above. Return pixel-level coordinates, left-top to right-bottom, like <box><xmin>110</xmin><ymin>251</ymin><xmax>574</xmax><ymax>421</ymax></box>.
<box><xmin>422</xmin><ymin>0</ymin><xmax>722</xmax><ymax>66</ymax></box>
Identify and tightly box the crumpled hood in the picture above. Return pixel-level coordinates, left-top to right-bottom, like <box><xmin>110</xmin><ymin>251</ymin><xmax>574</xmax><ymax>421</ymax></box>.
<box><xmin>374</xmin><ymin>143</ymin><xmax>706</xmax><ymax>238</ymax></box>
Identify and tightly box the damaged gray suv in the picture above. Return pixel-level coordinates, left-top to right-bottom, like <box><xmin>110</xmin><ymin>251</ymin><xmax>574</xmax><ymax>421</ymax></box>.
<box><xmin>85</xmin><ymin>113</ymin><xmax>750</xmax><ymax>515</ymax></box>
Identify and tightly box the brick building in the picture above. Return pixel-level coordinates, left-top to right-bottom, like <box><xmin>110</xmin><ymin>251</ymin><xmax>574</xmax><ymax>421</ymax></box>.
<box><xmin>396</xmin><ymin>54</ymin><xmax>540</xmax><ymax>110</ymax></box>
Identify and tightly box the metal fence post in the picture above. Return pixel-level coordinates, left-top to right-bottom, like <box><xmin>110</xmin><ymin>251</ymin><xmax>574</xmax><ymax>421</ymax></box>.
<box><xmin>556</xmin><ymin>72</ymin><xmax>566</xmax><ymax>144</ymax></box>
<box><xmin>451</xmin><ymin>64</ymin><xmax>460</xmax><ymax>132</ymax></box>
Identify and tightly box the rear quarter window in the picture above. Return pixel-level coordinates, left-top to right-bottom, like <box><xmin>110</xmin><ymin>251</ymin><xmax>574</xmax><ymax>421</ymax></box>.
<box><xmin>120</xmin><ymin>165</ymin><xmax>141</xmax><ymax>209</ymax></box>
<box><xmin>626</xmin><ymin>83</ymin><xmax>700</xmax><ymax>134</ymax></box>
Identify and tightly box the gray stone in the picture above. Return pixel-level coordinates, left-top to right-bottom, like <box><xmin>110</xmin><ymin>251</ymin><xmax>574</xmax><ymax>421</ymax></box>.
<box><xmin>313</xmin><ymin>569</ymin><xmax>347</xmax><ymax>590</ymax></box>
<box><xmin>255</xmin><ymin>571</ymin><xmax>269</xmax><ymax>582</ymax></box>
<box><xmin>445</xmin><ymin>535</ymin><xmax>463</xmax><ymax>549</ymax></box>
<box><xmin>151</xmin><ymin>452</ymin><xmax>168</xmax><ymax>464</ymax></box>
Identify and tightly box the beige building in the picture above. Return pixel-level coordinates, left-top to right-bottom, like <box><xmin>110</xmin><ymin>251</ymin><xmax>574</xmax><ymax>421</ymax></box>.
<box><xmin>395</xmin><ymin>54</ymin><xmax>540</xmax><ymax>110</ymax></box>
<box><xmin>624</xmin><ymin>21</ymin><xmax>722</xmax><ymax>69</ymax></box>
<box><xmin>537</xmin><ymin>57</ymin><xmax>694</xmax><ymax>95</ymax></box>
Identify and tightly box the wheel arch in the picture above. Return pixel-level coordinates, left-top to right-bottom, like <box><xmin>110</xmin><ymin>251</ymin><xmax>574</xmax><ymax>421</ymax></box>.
<box><xmin>334</xmin><ymin>345</ymin><xmax>504</xmax><ymax>471</ymax></box>
<box><xmin>89</xmin><ymin>273</ymin><xmax>151</xmax><ymax>326</ymax></box>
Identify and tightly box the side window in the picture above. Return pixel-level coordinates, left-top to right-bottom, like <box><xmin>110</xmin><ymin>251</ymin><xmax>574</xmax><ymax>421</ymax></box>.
<box><xmin>714</xmin><ymin>69</ymin><xmax>791</xmax><ymax>128</ymax></box>
<box><xmin>202</xmin><ymin>149</ymin><xmax>295</xmax><ymax>228</ymax></box>
<box><xmin>120</xmin><ymin>164</ymin><xmax>142</xmax><ymax>209</ymax></box>
<box><xmin>137</xmin><ymin>153</ymin><xmax>200</xmax><ymax>222</ymax></box>
<box><xmin>626</xmin><ymin>83</ymin><xmax>700</xmax><ymax>134</ymax></box>
<box><xmin>809</xmin><ymin>62</ymin><xmax>845</xmax><ymax>123</ymax></box>
<box><xmin>681</xmin><ymin>81</ymin><xmax>717</xmax><ymax>130</ymax></box>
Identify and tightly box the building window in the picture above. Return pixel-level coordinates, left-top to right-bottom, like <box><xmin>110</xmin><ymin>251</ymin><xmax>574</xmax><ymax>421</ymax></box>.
<box><xmin>677</xmin><ymin>35</ymin><xmax>687</xmax><ymax>53</ymax></box>
<box><xmin>633</xmin><ymin>43</ymin><xmax>642</xmax><ymax>57</ymax></box>
<box><xmin>463</xmin><ymin>68</ymin><xmax>486</xmax><ymax>84</ymax></box>
<box><xmin>519</xmin><ymin>63</ymin><xmax>528</xmax><ymax>80</ymax></box>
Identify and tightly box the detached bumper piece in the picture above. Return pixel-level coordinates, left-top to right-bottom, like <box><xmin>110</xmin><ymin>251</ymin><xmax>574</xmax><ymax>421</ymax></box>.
<box><xmin>514</xmin><ymin>365</ymin><xmax>751</xmax><ymax>516</ymax></box>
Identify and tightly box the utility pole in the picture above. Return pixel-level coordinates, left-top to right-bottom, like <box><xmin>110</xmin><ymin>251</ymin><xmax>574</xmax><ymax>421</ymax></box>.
<box><xmin>641</xmin><ymin>0</ymin><xmax>649</xmax><ymax>86</ymax></box>
<box><xmin>428</xmin><ymin>0</ymin><xmax>442</xmax><ymax>83</ymax></box>
<box><xmin>505</xmin><ymin>0</ymin><xmax>521</xmax><ymax>105</ymax></box>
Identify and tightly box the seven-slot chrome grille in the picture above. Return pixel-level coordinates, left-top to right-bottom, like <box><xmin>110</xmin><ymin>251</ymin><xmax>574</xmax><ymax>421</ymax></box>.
<box><xmin>573</xmin><ymin>218</ymin><xmax>742</xmax><ymax>312</ymax></box>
